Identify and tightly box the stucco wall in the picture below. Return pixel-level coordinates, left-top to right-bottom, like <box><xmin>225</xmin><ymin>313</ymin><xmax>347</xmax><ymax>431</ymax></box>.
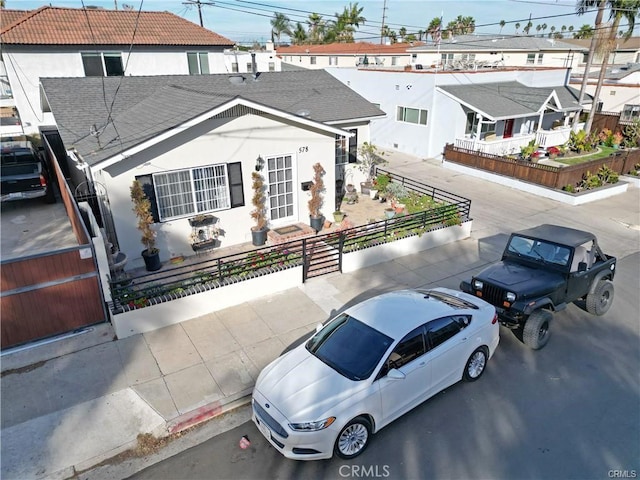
<box><xmin>328</xmin><ymin>68</ymin><xmax>574</xmax><ymax>159</ymax></box>
<box><xmin>3</xmin><ymin>46</ymin><xmax>277</xmax><ymax>133</ymax></box>
<box><xmin>98</xmin><ymin>113</ymin><xmax>339</xmax><ymax>269</ymax></box>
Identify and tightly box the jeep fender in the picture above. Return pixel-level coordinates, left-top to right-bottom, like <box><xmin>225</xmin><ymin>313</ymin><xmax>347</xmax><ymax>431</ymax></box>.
<box><xmin>519</xmin><ymin>298</ymin><xmax>555</xmax><ymax>316</ymax></box>
<box><xmin>588</xmin><ymin>270</ymin><xmax>614</xmax><ymax>294</ymax></box>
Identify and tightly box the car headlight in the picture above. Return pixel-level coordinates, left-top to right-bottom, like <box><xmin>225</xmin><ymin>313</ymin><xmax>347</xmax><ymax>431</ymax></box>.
<box><xmin>472</xmin><ymin>279</ymin><xmax>483</xmax><ymax>290</ymax></box>
<box><xmin>289</xmin><ymin>417</ymin><xmax>336</xmax><ymax>432</ymax></box>
<box><xmin>506</xmin><ymin>292</ymin><xmax>516</xmax><ymax>302</ymax></box>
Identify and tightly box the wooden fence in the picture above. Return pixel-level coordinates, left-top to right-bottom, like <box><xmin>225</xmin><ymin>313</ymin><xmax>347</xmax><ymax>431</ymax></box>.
<box><xmin>443</xmin><ymin>144</ymin><xmax>639</xmax><ymax>190</ymax></box>
<box><xmin>0</xmin><ymin>134</ymin><xmax>106</xmax><ymax>349</ymax></box>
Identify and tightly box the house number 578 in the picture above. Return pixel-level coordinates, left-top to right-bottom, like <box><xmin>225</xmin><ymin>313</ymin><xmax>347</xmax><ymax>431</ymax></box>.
<box><xmin>298</xmin><ymin>146</ymin><xmax>308</xmax><ymax>153</ymax></box>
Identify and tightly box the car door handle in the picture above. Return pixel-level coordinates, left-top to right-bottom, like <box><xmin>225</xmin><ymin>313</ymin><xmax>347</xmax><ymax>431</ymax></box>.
<box><xmin>418</xmin><ymin>361</ymin><xmax>426</xmax><ymax>367</ymax></box>
<box><xmin>461</xmin><ymin>337</ymin><xmax>468</xmax><ymax>342</ymax></box>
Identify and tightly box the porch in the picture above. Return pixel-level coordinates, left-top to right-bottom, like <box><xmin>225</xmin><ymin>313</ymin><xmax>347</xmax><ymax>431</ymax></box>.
<box><xmin>454</xmin><ymin>126</ymin><xmax>575</xmax><ymax>156</ymax></box>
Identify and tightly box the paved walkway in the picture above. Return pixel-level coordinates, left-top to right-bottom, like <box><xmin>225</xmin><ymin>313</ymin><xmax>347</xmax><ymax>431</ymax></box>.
<box><xmin>1</xmin><ymin>150</ymin><xmax>639</xmax><ymax>480</ymax></box>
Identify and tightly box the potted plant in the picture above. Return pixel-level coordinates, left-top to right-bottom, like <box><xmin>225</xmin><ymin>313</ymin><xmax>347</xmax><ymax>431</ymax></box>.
<box><xmin>385</xmin><ymin>182</ymin><xmax>409</xmax><ymax>212</ymax></box>
<box><xmin>356</xmin><ymin>142</ymin><xmax>388</xmax><ymax>194</ymax></box>
<box><xmin>374</xmin><ymin>172</ymin><xmax>392</xmax><ymax>201</ymax></box>
<box><xmin>130</xmin><ymin>180</ymin><xmax>161</xmax><ymax>271</ymax></box>
<box><xmin>333</xmin><ymin>210</ymin><xmax>345</xmax><ymax>223</ymax></box>
<box><xmin>250</xmin><ymin>171</ymin><xmax>268</xmax><ymax>246</ymax></box>
<box><xmin>308</xmin><ymin>162</ymin><xmax>325</xmax><ymax>232</ymax></box>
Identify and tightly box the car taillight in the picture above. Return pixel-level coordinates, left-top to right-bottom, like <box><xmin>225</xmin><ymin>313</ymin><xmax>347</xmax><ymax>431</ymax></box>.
<box><xmin>39</xmin><ymin>174</ymin><xmax>47</xmax><ymax>187</ymax></box>
<box><xmin>492</xmin><ymin>313</ymin><xmax>498</xmax><ymax>324</ymax></box>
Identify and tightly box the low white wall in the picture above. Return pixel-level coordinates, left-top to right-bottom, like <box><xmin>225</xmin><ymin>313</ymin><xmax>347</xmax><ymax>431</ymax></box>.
<box><xmin>112</xmin><ymin>266</ymin><xmax>302</xmax><ymax>338</ymax></box>
<box><xmin>621</xmin><ymin>175</ymin><xmax>640</xmax><ymax>188</ymax></box>
<box><xmin>443</xmin><ymin>161</ymin><xmax>629</xmax><ymax>205</ymax></box>
<box><xmin>342</xmin><ymin>221</ymin><xmax>472</xmax><ymax>272</ymax></box>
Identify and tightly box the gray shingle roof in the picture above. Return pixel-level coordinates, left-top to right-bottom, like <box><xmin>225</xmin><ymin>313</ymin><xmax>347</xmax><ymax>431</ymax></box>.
<box><xmin>41</xmin><ymin>70</ymin><xmax>384</xmax><ymax>166</ymax></box>
<box><xmin>409</xmin><ymin>34</ymin><xmax>587</xmax><ymax>52</ymax></box>
<box><xmin>438</xmin><ymin>81</ymin><xmax>587</xmax><ymax>119</ymax></box>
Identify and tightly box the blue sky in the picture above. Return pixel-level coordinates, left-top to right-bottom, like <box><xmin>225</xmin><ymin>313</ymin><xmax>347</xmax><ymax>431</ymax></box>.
<box><xmin>5</xmin><ymin>0</ymin><xmax>604</xmax><ymax>43</ymax></box>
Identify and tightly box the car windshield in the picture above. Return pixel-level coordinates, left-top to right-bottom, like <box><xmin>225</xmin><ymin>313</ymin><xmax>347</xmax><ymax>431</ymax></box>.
<box><xmin>506</xmin><ymin>235</ymin><xmax>571</xmax><ymax>267</ymax></box>
<box><xmin>306</xmin><ymin>314</ymin><xmax>393</xmax><ymax>381</ymax></box>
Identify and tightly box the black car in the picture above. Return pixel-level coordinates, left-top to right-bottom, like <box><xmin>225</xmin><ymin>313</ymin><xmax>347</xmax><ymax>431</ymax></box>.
<box><xmin>1</xmin><ymin>140</ymin><xmax>56</xmax><ymax>203</ymax></box>
<box><xmin>461</xmin><ymin>224</ymin><xmax>616</xmax><ymax>349</ymax></box>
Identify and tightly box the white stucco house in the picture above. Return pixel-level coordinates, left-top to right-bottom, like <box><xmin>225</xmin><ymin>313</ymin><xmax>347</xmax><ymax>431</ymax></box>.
<box><xmin>40</xmin><ymin>70</ymin><xmax>385</xmax><ymax>270</ymax></box>
<box><xmin>0</xmin><ymin>6</ymin><xmax>281</xmax><ymax>134</ymax></box>
<box><xmin>406</xmin><ymin>35</ymin><xmax>587</xmax><ymax>70</ymax></box>
<box><xmin>328</xmin><ymin>66</ymin><xmax>590</xmax><ymax>159</ymax></box>
<box><xmin>276</xmin><ymin>42</ymin><xmax>422</xmax><ymax>70</ymax></box>
<box><xmin>570</xmin><ymin>62</ymin><xmax>640</xmax><ymax>117</ymax></box>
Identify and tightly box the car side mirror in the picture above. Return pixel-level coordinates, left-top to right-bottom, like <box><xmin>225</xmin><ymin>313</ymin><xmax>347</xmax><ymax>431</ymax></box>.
<box><xmin>578</xmin><ymin>262</ymin><xmax>587</xmax><ymax>272</ymax></box>
<box><xmin>387</xmin><ymin>368</ymin><xmax>405</xmax><ymax>380</ymax></box>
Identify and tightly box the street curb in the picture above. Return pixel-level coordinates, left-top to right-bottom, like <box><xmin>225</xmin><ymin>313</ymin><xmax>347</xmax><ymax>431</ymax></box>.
<box><xmin>167</xmin><ymin>389</ymin><xmax>253</xmax><ymax>435</ymax></box>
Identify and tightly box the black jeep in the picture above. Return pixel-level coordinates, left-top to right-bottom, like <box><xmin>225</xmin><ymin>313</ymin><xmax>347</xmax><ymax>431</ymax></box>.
<box><xmin>460</xmin><ymin>224</ymin><xmax>616</xmax><ymax>349</ymax></box>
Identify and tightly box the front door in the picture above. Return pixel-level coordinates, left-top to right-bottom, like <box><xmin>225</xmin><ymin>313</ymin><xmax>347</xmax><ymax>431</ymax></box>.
<box><xmin>266</xmin><ymin>154</ymin><xmax>295</xmax><ymax>224</ymax></box>
<box><xmin>503</xmin><ymin>119</ymin><xmax>514</xmax><ymax>139</ymax></box>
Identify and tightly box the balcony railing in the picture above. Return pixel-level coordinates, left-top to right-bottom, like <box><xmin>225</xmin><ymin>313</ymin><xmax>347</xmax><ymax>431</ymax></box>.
<box><xmin>455</xmin><ymin>125</ymin><xmax>578</xmax><ymax>156</ymax></box>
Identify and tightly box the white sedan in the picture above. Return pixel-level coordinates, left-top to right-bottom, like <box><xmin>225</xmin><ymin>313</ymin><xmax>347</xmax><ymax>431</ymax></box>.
<box><xmin>252</xmin><ymin>287</ymin><xmax>499</xmax><ymax>460</ymax></box>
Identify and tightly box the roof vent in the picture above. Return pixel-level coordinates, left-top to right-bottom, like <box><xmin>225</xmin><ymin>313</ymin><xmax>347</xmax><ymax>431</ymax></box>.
<box><xmin>228</xmin><ymin>75</ymin><xmax>245</xmax><ymax>85</ymax></box>
<box><xmin>296</xmin><ymin>109</ymin><xmax>310</xmax><ymax>117</ymax></box>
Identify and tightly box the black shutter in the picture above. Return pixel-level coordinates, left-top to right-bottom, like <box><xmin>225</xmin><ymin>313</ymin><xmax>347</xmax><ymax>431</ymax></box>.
<box><xmin>228</xmin><ymin>162</ymin><xmax>245</xmax><ymax>208</ymax></box>
<box><xmin>135</xmin><ymin>174</ymin><xmax>160</xmax><ymax>223</ymax></box>
<box><xmin>348</xmin><ymin>129</ymin><xmax>358</xmax><ymax>163</ymax></box>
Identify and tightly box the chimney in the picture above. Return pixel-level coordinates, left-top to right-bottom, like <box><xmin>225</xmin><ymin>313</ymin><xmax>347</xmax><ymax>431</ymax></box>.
<box><xmin>251</xmin><ymin>52</ymin><xmax>258</xmax><ymax>79</ymax></box>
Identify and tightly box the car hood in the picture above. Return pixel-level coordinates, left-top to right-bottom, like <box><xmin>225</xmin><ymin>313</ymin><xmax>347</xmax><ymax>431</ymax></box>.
<box><xmin>480</xmin><ymin>262</ymin><xmax>564</xmax><ymax>292</ymax></box>
<box><xmin>254</xmin><ymin>344</ymin><xmax>364</xmax><ymax>423</ymax></box>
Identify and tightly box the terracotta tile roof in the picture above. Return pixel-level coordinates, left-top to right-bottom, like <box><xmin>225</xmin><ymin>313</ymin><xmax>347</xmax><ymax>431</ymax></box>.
<box><xmin>276</xmin><ymin>42</ymin><xmax>422</xmax><ymax>55</ymax></box>
<box><xmin>0</xmin><ymin>9</ymin><xmax>30</xmax><ymax>30</ymax></box>
<box><xmin>1</xmin><ymin>6</ymin><xmax>234</xmax><ymax>46</ymax></box>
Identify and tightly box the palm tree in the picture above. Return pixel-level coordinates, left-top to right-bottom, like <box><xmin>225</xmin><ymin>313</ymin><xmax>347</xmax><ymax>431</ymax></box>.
<box><xmin>460</xmin><ymin>16</ymin><xmax>475</xmax><ymax>34</ymax></box>
<box><xmin>515</xmin><ymin>22</ymin><xmax>521</xmax><ymax>34</ymax></box>
<box><xmin>307</xmin><ymin>13</ymin><xmax>324</xmax><ymax>44</ymax></box>
<box><xmin>427</xmin><ymin>17</ymin><xmax>442</xmax><ymax>43</ymax></box>
<box><xmin>523</xmin><ymin>21</ymin><xmax>533</xmax><ymax>35</ymax></box>
<box><xmin>578</xmin><ymin>0</ymin><xmax>639</xmax><ymax>133</ymax></box>
<box><xmin>542</xmin><ymin>23</ymin><xmax>548</xmax><ymax>35</ymax></box>
<box><xmin>499</xmin><ymin>20</ymin><xmax>506</xmax><ymax>34</ymax></box>
<box><xmin>574</xmin><ymin>23</ymin><xmax>594</xmax><ymax>38</ymax></box>
<box><xmin>330</xmin><ymin>2</ymin><xmax>366</xmax><ymax>43</ymax></box>
<box><xmin>536</xmin><ymin>24</ymin><xmax>542</xmax><ymax>36</ymax></box>
<box><xmin>270</xmin><ymin>13</ymin><xmax>291</xmax><ymax>46</ymax></box>
<box><xmin>569</xmin><ymin>25</ymin><xmax>575</xmax><ymax>34</ymax></box>
<box><xmin>292</xmin><ymin>22</ymin><xmax>308</xmax><ymax>45</ymax></box>
<box><xmin>418</xmin><ymin>29</ymin><xmax>425</xmax><ymax>41</ymax></box>
<box><xmin>549</xmin><ymin>25</ymin><xmax>556</xmax><ymax>37</ymax></box>
<box><xmin>399</xmin><ymin>26</ymin><xmax>407</xmax><ymax>42</ymax></box>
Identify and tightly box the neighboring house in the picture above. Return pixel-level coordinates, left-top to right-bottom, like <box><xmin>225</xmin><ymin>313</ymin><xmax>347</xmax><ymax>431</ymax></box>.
<box><xmin>40</xmin><ymin>70</ymin><xmax>385</xmax><ymax>269</ymax></box>
<box><xmin>563</xmin><ymin>37</ymin><xmax>640</xmax><ymax>67</ymax></box>
<box><xmin>408</xmin><ymin>35</ymin><xmax>587</xmax><ymax>70</ymax></box>
<box><xmin>328</xmin><ymin>66</ymin><xmax>588</xmax><ymax>159</ymax></box>
<box><xmin>276</xmin><ymin>42</ymin><xmax>423</xmax><ymax>70</ymax></box>
<box><xmin>1</xmin><ymin>6</ymin><xmax>275</xmax><ymax>134</ymax></box>
<box><xmin>570</xmin><ymin>62</ymin><xmax>640</xmax><ymax>117</ymax></box>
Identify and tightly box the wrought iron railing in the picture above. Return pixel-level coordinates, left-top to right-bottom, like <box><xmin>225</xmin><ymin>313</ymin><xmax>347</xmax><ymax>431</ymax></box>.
<box><xmin>108</xmin><ymin>170</ymin><xmax>472</xmax><ymax>313</ymax></box>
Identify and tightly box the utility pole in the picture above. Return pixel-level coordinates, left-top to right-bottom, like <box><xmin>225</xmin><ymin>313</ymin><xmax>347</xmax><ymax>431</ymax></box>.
<box><xmin>183</xmin><ymin>0</ymin><xmax>204</xmax><ymax>27</ymax></box>
<box><xmin>380</xmin><ymin>0</ymin><xmax>387</xmax><ymax>44</ymax></box>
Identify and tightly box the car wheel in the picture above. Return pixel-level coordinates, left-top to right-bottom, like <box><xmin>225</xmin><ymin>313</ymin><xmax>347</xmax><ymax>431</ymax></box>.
<box><xmin>522</xmin><ymin>309</ymin><xmax>552</xmax><ymax>350</ymax></box>
<box><xmin>463</xmin><ymin>347</ymin><xmax>487</xmax><ymax>382</ymax></box>
<box><xmin>334</xmin><ymin>416</ymin><xmax>371</xmax><ymax>459</ymax></box>
<box><xmin>586</xmin><ymin>280</ymin><xmax>614</xmax><ymax>316</ymax></box>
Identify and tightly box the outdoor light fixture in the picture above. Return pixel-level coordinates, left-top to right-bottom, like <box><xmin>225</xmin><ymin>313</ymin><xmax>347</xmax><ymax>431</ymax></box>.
<box><xmin>255</xmin><ymin>155</ymin><xmax>264</xmax><ymax>171</ymax></box>
<box><xmin>301</xmin><ymin>181</ymin><xmax>313</xmax><ymax>191</ymax></box>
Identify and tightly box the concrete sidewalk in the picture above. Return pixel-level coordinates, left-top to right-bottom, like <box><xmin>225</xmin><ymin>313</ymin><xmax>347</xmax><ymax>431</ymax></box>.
<box><xmin>2</xmin><ymin>150</ymin><xmax>638</xmax><ymax>480</ymax></box>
